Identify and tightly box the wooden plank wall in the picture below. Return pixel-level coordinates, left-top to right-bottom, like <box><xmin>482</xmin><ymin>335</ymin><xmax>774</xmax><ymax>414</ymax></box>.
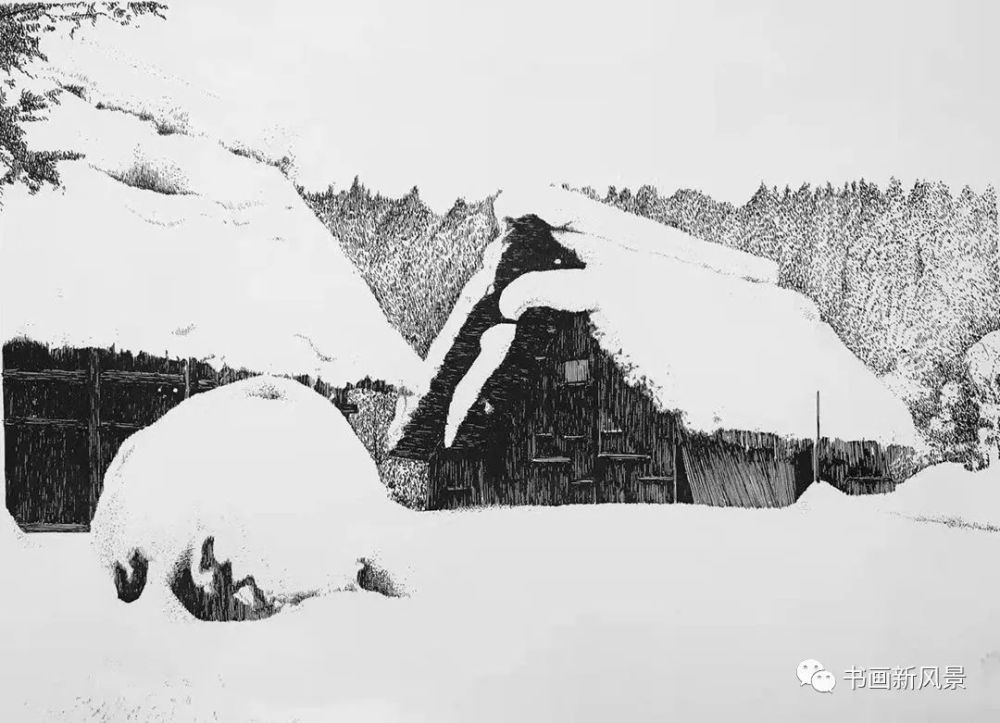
<box><xmin>3</xmin><ymin>339</ymin><xmax>368</xmax><ymax>529</ymax></box>
<box><xmin>681</xmin><ymin>430</ymin><xmax>812</xmax><ymax>508</ymax></box>
<box><xmin>423</xmin><ymin>309</ymin><xmax>915</xmax><ymax>510</ymax></box>
<box><xmin>819</xmin><ymin>438</ymin><xmax>914</xmax><ymax>495</ymax></box>
<box><xmin>596</xmin><ymin>344</ymin><xmax>682</xmax><ymax>505</ymax></box>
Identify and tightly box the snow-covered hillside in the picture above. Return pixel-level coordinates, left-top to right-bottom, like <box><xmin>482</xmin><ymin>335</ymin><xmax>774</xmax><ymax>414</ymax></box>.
<box><xmin>1</xmin><ymin>91</ymin><xmax>422</xmax><ymax>389</ymax></box>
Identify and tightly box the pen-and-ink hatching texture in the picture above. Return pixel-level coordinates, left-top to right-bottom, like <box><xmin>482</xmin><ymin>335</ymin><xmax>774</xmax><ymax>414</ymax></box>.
<box><xmin>0</xmin><ymin>3</ymin><xmax>166</xmax><ymax>194</ymax></box>
<box><xmin>302</xmin><ymin>175</ymin><xmax>997</xmax><ymax>468</ymax></box>
<box><xmin>571</xmin><ymin>182</ymin><xmax>998</xmax><ymax>465</ymax></box>
<box><xmin>302</xmin><ymin>178</ymin><xmax>499</xmax><ymax>358</ymax></box>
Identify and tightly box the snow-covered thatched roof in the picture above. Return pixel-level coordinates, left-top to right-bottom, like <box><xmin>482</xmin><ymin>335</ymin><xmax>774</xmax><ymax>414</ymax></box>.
<box><xmin>391</xmin><ymin>184</ymin><xmax>920</xmax><ymax>454</ymax></box>
<box><xmin>1</xmin><ymin>94</ymin><xmax>422</xmax><ymax>390</ymax></box>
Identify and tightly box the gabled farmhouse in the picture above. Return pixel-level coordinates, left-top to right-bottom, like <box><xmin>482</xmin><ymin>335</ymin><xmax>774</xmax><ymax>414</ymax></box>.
<box><xmin>1</xmin><ymin>96</ymin><xmax>423</xmax><ymax>529</ymax></box>
<box><xmin>389</xmin><ymin>185</ymin><xmax>921</xmax><ymax>509</ymax></box>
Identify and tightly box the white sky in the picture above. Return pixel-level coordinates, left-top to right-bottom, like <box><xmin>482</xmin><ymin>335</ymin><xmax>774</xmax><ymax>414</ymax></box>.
<box><xmin>25</xmin><ymin>0</ymin><xmax>1000</xmax><ymax>211</ymax></box>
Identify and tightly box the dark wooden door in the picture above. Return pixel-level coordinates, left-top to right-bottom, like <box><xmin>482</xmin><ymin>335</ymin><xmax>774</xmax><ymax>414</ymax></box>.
<box><xmin>3</xmin><ymin>341</ymin><xmax>190</xmax><ymax>530</ymax></box>
<box><xmin>4</xmin><ymin>343</ymin><xmax>98</xmax><ymax>529</ymax></box>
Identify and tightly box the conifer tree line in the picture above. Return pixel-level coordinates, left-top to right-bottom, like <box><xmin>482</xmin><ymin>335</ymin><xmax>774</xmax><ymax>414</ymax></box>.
<box><xmin>571</xmin><ymin>180</ymin><xmax>999</xmax><ymax>464</ymax></box>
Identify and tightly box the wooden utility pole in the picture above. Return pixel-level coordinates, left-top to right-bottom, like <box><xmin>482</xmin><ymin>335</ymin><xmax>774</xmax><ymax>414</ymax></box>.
<box><xmin>814</xmin><ymin>390</ymin><xmax>820</xmax><ymax>484</ymax></box>
<box><xmin>87</xmin><ymin>348</ymin><xmax>103</xmax><ymax>518</ymax></box>
<box><xmin>184</xmin><ymin>358</ymin><xmax>197</xmax><ymax>399</ymax></box>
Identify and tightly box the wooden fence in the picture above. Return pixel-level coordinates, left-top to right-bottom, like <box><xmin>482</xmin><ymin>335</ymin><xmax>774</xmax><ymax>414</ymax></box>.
<box><xmin>3</xmin><ymin>338</ymin><xmax>376</xmax><ymax>531</ymax></box>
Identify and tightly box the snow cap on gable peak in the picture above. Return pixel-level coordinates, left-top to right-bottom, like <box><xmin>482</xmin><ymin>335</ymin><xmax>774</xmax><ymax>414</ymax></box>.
<box><xmin>493</xmin><ymin>184</ymin><xmax>779</xmax><ymax>284</ymax></box>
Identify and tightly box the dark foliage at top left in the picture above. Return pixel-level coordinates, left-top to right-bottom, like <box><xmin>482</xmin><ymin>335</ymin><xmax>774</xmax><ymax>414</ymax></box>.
<box><xmin>0</xmin><ymin>2</ymin><xmax>166</xmax><ymax>196</ymax></box>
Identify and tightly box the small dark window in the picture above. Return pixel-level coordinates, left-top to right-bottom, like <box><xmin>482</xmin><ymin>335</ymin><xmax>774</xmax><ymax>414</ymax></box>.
<box><xmin>563</xmin><ymin>359</ymin><xmax>590</xmax><ymax>383</ymax></box>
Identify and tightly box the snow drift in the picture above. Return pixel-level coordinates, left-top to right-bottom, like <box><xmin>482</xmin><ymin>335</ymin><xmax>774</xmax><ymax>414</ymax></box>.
<box><xmin>1</xmin><ymin>508</ymin><xmax>26</xmax><ymax>559</ymax></box>
<box><xmin>873</xmin><ymin>462</ymin><xmax>1000</xmax><ymax>531</ymax></box>
<box><xmin>2</xmin><ymin>93</ymin><xmax>422</xmax><ymax>391</ymax></box>
<box><xmin>7</xmin><ymin>468</ymin><xmax>1000</xmax><ymax>722</ymax></box>
<box><xmin>90</xmin><ymin>376</ymin><xmax>414</xmax><ymax>619</ymax></box>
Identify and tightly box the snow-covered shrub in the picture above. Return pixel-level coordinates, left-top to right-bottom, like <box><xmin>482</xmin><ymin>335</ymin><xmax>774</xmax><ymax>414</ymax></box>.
<box><xmin>966</xmin><ymin>331</ymin><xmax>1000</xmax><ymax>464</ymax></box>
<box><xmin>94</xmin><ymin>100</ymin><xmax>190</xmax><ymax>137</ymax></box>
<box><xmin>346</xmin><ymin>386</ymin><xmax>429</xmax><ymax>509</ymax></box>
<box><xmin>91</xmin><ymin>375</ymin><xmax>414</xmax><ymax>621</ymax></box>
<box><xmin>105</xmin><ymin>157</ymin><xmax>189</xmax><ymax>195</ymax></box>
<box><xmin>916</xmin><ymin>367</ymin><xmax>985</xmax><ymax>469</ymax></box>
<box><xmin>347</xmin><ymin>387</ymin><xmax>395</xmax><ymax>465</ymax></box>
<box><xmin>378</xmin><ymin>455</ymin><xmax>430</xmax><ymax>511</ymax></box>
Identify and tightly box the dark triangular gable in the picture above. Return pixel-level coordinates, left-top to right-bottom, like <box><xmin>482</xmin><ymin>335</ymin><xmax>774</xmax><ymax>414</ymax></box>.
<box><xmin>392</xmin><ymin>215</ymin><xmax>586</xmax><ymax>460</ymax></box>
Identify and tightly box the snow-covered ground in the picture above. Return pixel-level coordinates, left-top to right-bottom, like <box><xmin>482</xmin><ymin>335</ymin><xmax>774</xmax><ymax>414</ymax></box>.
<box><xmin>871</xmin><ymin>462</ymin><xmax>1000</xmax><ymax>531</ymax></box>
<box><xmin>2</xmin><ymin>464</ymin><xmax>998</xmax><ymax>722</ymax></box>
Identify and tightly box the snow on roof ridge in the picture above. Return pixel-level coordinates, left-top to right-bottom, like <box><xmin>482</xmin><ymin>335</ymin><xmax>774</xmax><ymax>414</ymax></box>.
<box><xmin>494</xmin><ymin>184</ymin><xmax>779</xmax><ymax>284</ymax></box>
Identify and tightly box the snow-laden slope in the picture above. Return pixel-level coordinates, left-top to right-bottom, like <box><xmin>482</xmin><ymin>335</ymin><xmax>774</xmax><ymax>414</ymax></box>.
<box><xmin>871</xmin><ymin>462</ymin><xmax>1000</xmax><ymax>531</ymax></box>
<box><xmin>2</xmin><ymin>93</ymin><xmax>422</xmax><ymax>389</ymax></box>
<box><xmin>34</xmin><ymin>26</ymin><xmax>295</xmax><ymax>176</ymax></box>
<box><xmin>91</xmin><ymin>375</ymin><xmax>414</xmax><ymax>616</ymax></box>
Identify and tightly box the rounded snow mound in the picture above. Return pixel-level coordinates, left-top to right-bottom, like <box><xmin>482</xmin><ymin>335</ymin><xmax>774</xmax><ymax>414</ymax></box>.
<box><xmin>874</xmin><ymin>462</ymin><xmax>1000</xmax><ymax>530</ymax></box>
<box><xmin>91</xmin><ymin>375</ymin><xmax>414</xmax><ymax>620</ymax></box>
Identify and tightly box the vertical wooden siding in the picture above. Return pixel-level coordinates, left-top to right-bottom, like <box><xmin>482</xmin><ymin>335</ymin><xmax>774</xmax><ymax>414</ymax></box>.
<box><xmin>425</xmin><ymin>310</ymin><xmax>911</xmax><ymax>510</ymax></box>
<box><xmin>3</xmin><ymin>339</ymin><xmax>365</xmax><ymax>529</ymax></box>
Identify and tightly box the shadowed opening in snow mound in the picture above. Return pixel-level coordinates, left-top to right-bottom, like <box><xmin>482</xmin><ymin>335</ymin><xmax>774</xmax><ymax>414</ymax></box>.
<box><xmin>112</xmin><ymin>550</ymin><xmax>149</xmax><ymax>603</ymax></box>
<box><xmin>109</xmin><ymin>538</ymin><xmax>408</xmax><ymax>622</ymax></box>
<box><xmin>169</xmin><ymin>537</ymin><xmax>293</xmax><ymax>622</ymax></box>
